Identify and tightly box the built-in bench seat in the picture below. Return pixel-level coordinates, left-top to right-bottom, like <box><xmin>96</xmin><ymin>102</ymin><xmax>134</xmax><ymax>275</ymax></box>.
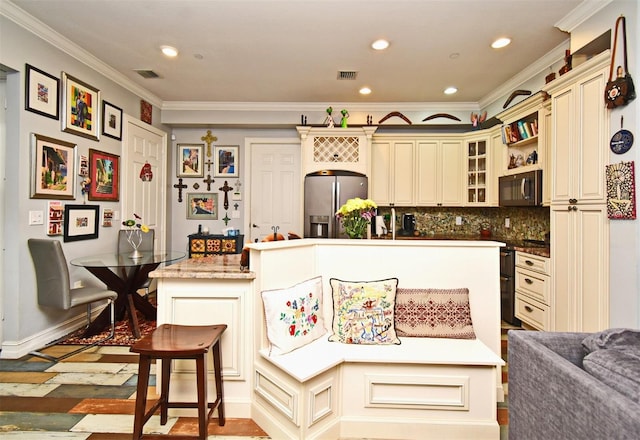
<box><xmin>248</xmin><ymin>239</ymin><xmax>505</xmax><ymax>440</ymax></box>
<box><xmin>258</xmin><ymin>336</ymin><xmax>501</xmax><ymax>383</ymax></box>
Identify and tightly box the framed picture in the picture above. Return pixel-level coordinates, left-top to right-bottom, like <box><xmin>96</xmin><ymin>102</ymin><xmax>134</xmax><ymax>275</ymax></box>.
<box><xmin>186</xmin><ymin>193</ymin><xmax>218</xmax><ymax>220</ymax></box>
<box><xmin>63</xmin><ymin>204</ymin><xmax>99</xmax><ymax>242</ymax></box>
<box><xmin>177</xmin><ymin>143</ymin><xmax>205</xmax><ymax>177</ymax></box>
<box><xmin>213</xmin><ymin>145</ymin><xmax>239</xmax><ymax>177</ymax></box>
<box><xmin>30</xmin><ymin>133</ymin><xmax>76</xmax><ymax>200</ymax></box>
<box><xmin>102</xmin><ymin>100</ymin><xmax>123</xmax><ymax>140</ymax></box>
<box><xmin>25</xmin><ymin>64</ymin><xmax>59</xmax><ymax>120</ymax></box>
<box><xmin>61</xmin><ymin>72</ymin><xmax>100</xmax><ymax>140</ymax></box>
<box><xmin>88</xmin><ymin>148</ymin><xmax>119</xmax><ymax>201</ymax></box>
<box><xmin>140</xmin><ymin>99</ymin><xmax>152</xmax><ymax>124</ymax></box>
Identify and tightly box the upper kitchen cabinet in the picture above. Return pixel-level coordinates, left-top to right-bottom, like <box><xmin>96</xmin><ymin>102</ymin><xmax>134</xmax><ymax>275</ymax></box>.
<box><xmin>488</xmin><ymin>126</ymin><xmax>504</xmax><ymax>206</ymax></box>
<box><xmin>415</xmin><ymin>138</ymin><xmax>464</xmax><ymax>207</ymax></box>
<box><xmin>370</xmin><ymin>134</ymin><xmax>463</xmax><ymax>207</ymax></box>
<box><xmin>497</xmin><ymin>92</ymin><xmax>547</xmax><ymax>177</ymax></box>
<box><xmin>464</xmin><ymin>136</ymin><xmax>487</xmax><ymax>205</ymax></box>
<box><xmin>543</xmin><ymin>51</ymin><xmax>610</xmax><ymax>205</ymax></box>
<box><xmin>370</xmin><ymin>138</ymin><xmax>416</xmax><ymax>206</ymax></box>
<box><xmin>297</xmin><ymin>126</ymin><xmax>377</xmax><ymax>177</ymax></box>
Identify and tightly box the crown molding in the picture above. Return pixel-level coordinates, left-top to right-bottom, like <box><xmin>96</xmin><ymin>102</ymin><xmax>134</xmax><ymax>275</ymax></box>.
<box><xmin>478</xmin><ymin>40</ymin><xmax>569</xmax><ymax>109</ymax></box>
<box><xmin>555</xmin><ymin>0</ymin><xmax>613</xmax><ymax>33</ymax></box>
<box><xmin>1</xmin><ymin>0</ymin><xmax>162</xmax><ymax>107</ymax></box>
<box><xmin>161</xmin><ymin>101</ymin><xmax>479</xmax><ymax>113</ymax></box>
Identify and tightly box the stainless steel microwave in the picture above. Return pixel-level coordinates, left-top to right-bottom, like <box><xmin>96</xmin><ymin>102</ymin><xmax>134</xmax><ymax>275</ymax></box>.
<box><xmin>499</xmin><ymin>170</ymin><xmax>542</xmax><ymax>207</ymax></box>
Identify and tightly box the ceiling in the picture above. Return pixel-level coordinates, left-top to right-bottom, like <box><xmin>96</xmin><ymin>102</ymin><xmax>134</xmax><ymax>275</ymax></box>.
<box><xmin>10</xmin><ymin>0</ymin><xmax>585</xmax><ymax>105</ymax></box>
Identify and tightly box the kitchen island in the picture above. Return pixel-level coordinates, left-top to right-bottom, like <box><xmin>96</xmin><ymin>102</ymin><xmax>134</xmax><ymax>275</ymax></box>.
<box><xmin>149</xmin><ymin>254</ymin><xmax>256</xmax><ymax>417</ymax></box>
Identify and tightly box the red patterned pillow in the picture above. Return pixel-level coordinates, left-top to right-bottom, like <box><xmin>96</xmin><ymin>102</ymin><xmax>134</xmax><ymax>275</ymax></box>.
<box><xmin>394</xmin><ymin>288</ymin><xmax>476</xmax><ymax>339</ymax></box>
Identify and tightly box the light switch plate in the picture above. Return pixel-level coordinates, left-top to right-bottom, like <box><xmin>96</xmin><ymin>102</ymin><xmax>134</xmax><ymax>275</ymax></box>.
<box><xmin>29</xmin><ymin>210</ymin><xmax>44</xmax><ymax>225</ymax></box>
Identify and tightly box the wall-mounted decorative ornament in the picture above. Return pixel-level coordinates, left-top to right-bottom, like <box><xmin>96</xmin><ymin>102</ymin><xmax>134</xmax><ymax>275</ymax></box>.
<box><xmin>203</xmin><ymin>174</ymin><xmax>214</xmax><ymax>191</ymax></box>
<box><xmin>222</xmin><ymin>213</ymin><xmax>231</xmax><ymax>226</ymax></box>
<box><xmin>422</xmin><ymin>113</ymin><xmax>461</xmax><ymax>122</ymax></box>
<box><xmin>610</xmin><ymin>116</ymin><xmax>634</xmax><ymax>154</ymax></box>
<box><xmin>200</xmin><ymin>129</ymin><xmax>217</xmax><ymax>157</ymax></box>
<box><xmin>139</xmin><ymin>162</ymin><xmax>153</xmax><ymax>181</ymax></box>
<box><xmin>502</xmin><ymin>90</ymin><xmax>531</xmax><ymax>109</ymax></box>
<box><xmin>219</xmin><ymin>181</ymin><xmax>233</xmax><ymax>210</ymax></box>
<box><xmin>140</xmin><ymin>100</ymin><xmax>152</xmax><ymax>124</ymax></box>
<box><xmin>173</xmin><ymin>178</ymin><xmax>187</xmax><ymax>202</ymax></box>
<box><xmin>193</xmin><ymin>182</ymin><xmax>200</xmax><ymax>190</ymax></box>
<box><xmin>606</xmin><ymin>161</ymin><xmax>636</xmax><ymax>220</ymax></box>
<box><xmin>379</xmin><ymin>111</ymin><xmax>412</xmax><ymax>125</ymax></box>
<box><xmin>605</xmin><ymin>15</ymin><xmax>636</xmax><ymax>109</ymax></box>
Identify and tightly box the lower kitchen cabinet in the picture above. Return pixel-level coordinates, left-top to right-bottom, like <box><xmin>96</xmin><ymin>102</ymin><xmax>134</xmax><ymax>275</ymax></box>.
<box><xmin>515</xmin><ymin>251</ymin><xmax>551</xmax><ymax>330</ymax></box>
<box><xmin>551</xmin><ymin>204</ymin><xmax>609</xmax><ymax>332</ymax></box>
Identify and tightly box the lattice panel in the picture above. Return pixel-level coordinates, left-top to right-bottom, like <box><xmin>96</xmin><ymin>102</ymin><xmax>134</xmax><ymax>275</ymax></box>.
<box><xmin>313</xmin><ymin>136</ymin><xmax>360</xmax><ymax>163</ymax></box>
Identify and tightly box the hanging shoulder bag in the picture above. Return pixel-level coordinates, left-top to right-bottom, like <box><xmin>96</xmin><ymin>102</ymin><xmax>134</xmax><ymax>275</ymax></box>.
<box><xmin>605</xmin><ymin>15</ymin><xmax>636</xmax><ymax>109</ymax></box>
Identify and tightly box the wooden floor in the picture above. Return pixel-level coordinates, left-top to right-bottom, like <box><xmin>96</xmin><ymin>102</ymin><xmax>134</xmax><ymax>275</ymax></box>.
<box><xmin>0</xmin><ymin>326</ymin><xmax>516</xmax><ymax>439</ymax></box>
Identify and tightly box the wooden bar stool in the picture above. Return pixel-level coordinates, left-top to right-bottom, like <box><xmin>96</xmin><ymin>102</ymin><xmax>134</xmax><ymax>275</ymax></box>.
<box><xmin>130</xmin><ymin>323</ymin><xmax>227</xmax><ymax>439</ymax></box>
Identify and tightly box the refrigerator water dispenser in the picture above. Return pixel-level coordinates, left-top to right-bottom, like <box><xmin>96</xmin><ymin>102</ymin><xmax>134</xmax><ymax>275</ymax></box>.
<box><xmin>309</xmin><ymin>215</ymin><xmax>329</xmax><ymax>238</ymax></box>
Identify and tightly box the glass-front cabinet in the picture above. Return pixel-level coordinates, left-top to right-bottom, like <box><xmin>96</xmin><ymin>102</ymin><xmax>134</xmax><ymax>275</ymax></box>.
<box><xmin>466</xmin><ymin>138</ymin><xmax>487</xmax><ymax>204</ymax></box>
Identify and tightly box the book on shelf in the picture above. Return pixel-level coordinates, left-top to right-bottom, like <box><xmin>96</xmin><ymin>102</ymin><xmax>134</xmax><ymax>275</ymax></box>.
<box><xmin>517</xmin><ymin>121</ymin><xmax>529</xmax><ymax>140</ymax></box>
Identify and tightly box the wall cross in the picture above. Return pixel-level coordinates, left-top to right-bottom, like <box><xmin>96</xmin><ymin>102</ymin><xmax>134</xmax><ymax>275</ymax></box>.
<box><xmin>200</xmin><ymin>130</ymin><xmax>217</xmax><ymax>157</ymax></box>
<box><xmin>219</xmin><ymin>180</ymin><xmax>233</xmax><ymax>210</ymax></box>
<box><xmin>173</xmin><ymin>178</ymin><xmax>187</xmax><ymax>202</ymax></box>
<box><xmin>203</xmin><ymin>174</ymin><xmax>214</xmax><ymax>191</ymax></box>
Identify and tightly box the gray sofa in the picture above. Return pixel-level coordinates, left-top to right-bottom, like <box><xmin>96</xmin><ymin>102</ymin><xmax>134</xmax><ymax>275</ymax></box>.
<box><xmin>508</xmin><ymin>329</ymin><xmax>640</xmax><ymax>440</ymax></box>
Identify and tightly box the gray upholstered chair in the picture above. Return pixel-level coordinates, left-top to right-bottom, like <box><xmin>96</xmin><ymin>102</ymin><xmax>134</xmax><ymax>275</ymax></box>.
<box><xmin>27</xmin><ymin>238</ymin><xmax>118</xmax><ymax>362</ymax></box>
<box><xmin>117</xmin><ymin>229</ymin><xmax>155</xmax><ymax>297</ymax></box>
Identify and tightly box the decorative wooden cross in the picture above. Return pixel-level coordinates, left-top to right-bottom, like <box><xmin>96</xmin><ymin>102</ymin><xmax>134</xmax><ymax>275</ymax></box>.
<box><xmin>222</xmin><ymin>213</ymin><xmax>231</xmax><ymax>226</ymax></box>
<box><xmin>201</xmin><ymin>130</ymin><xmax>217</xmax><ymax>157</ymax></box>
<box><xmin>205</xmin><ymin>158</ymin><xmax>214</xmax><ymax>172</ymax></box>
<box><xmin>173</xmin><ymin>178</ymin><xmax>187</xmax><ymax>202</ymax></box>
<box><xmin>219</xmin><ymin>180</ymin><xmax>233</xmax><ymax>210</ymax></box>
<box><xmin>203</xmin><ymin>174</ymin><xmax>214</xmax><ymax>191</ymax></box>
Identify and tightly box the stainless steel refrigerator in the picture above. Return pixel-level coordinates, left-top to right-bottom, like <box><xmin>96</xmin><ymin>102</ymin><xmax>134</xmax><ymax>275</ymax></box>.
<box><xmin>304</xmin><ymin>170</ymin><xmax>368</xmax><ymax>238</ymax></box>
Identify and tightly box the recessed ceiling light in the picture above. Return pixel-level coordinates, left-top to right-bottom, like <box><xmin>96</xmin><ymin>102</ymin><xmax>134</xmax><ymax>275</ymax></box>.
<box><xmin>359</xmin><ymin>87</ymin><xmax>372</xmax><ymax>95</ymax></box>
<box><xmin>371</xmin><ymin>39</ymin><xmax>390</xmax><ymax>50</ymax></box>
<box><xmin>491</xmin><ymin>38</ymin><xmax>511</xmax><ymax>49</ymax></box>
<box><xmin>444</xmin><ymin>87</ymin><xmax>458</xmax><ymax>95</ymax></box>
<box><xmin>161</xmin><ymin>45</ymin><xmax>179</xmax><ymax>57</ymax></box>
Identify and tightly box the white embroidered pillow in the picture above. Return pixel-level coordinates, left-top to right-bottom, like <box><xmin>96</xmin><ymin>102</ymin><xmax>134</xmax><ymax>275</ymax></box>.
<box><xmin>261</xmin><ymin>276</ymin><xmax>326</xmax><ymax>355</ymax></box>
<box><xmin>329</xmin><ymin>278</ymin><xmax>400</xmax><ymax>345</ymax></box>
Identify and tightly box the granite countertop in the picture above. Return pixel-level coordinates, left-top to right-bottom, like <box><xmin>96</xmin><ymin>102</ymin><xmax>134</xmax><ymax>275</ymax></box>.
<box><xmin>372</xmin><ymin>233</ymin><xmax>551</xmax><ymax>258</ymax></box>
<box><xmin>150</xmin><ymin>254</ymin><xmax>255</xmax><ymax>279</ymax></box>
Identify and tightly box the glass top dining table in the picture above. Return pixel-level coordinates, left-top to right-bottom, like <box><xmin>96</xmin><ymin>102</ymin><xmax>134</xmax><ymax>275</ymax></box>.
<box><xmin>70</xmin><ymin>250</ymin><xmax>186</xmax><ymax>268</ymax></box>
<box><xmin>70</xmin><ymin>250</ymin><xmax>186</xmax><ymax>338</ymax></box>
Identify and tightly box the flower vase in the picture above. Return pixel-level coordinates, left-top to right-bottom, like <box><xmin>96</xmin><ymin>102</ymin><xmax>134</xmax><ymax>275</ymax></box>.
<box><xmin>126</xmin><ymin>229</ymin><xmax>143</xmax><ymax>259</ymax></box>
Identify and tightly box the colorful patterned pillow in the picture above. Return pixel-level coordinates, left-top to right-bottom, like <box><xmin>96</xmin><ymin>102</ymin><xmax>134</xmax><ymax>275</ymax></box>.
<box><xmin>261</xmin><ymin>276</ymin><xmax>326</xmax><ymax>355</ymax></box>
<box><xmin>329</xmin><ymin>278</ymin><xmax>400</xmax><ymax>345</ymax></box>
<box><xmin>394</xmin><ymin>288</ymin><xmax>476</xmax><ymax>339</ymax></box>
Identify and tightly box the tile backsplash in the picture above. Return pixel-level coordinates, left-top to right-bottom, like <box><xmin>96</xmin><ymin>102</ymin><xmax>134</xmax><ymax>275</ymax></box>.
<box><xmin>378</xmin><ymin>206</ymin><xmax>550</xmax><ymax>241</ymax></box>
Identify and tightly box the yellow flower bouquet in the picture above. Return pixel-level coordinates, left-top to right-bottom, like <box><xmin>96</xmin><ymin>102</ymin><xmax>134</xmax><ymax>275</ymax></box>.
<box><xmin>335</xmin><ymin>198</ymin><xmax>377</xmax><ymax>239</ymax></box>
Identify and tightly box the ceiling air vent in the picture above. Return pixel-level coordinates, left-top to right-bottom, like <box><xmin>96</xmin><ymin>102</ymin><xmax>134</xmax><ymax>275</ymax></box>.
<box><xmin>337</xmin><ymin>70</ymin><xmax>358</xmax><ymax>80</ymax></box>
<box><xmin>134</xmin><ymin>69</ymin><xmax>160</xmax><ymax>79</ymax></box>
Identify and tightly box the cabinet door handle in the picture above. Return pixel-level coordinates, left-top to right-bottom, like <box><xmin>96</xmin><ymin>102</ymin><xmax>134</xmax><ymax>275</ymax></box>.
<box><xmin>525</xmin><ymin>260</ymin><xmax>534</xmax><ymax>266</ymax></box>
<box><xmin>525</xmin><ymin>278</ymin><xmax>533</xmax><ymax>284</ymax></box>
<box><xmin>524</xmin><ymin>305</ymin><xmax>534</xmax><ymax>313</ymax></box>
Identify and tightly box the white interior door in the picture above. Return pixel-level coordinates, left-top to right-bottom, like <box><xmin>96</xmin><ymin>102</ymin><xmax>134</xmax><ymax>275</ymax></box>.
<box><xmin>246</xmin><ymin>138</ymin><xmax>301</xmax><ymax>242</ymax></box>
<box><xmin>122</xmin><ymin>116</ymin><xmax>167</xmax><ymax>250</ymax></box>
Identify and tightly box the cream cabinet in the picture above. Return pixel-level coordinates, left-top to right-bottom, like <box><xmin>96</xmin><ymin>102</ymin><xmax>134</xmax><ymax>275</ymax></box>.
<box><xmin>297</xmin><ymin>126</ymin><xmax>377</xmax><ymax>176</ymax></box>
<box><xmin>488</xmin><ymin>127</ymin><xmax>504</xmax><ymax>206</ymax></box>
<box><xmin>464</xmin><ymin>133</ymin><xmax>490</xmax><ymax>206</ymax></box>
<box><xmin>515</xmin><ymin>251</ymin><xmax>551</xmax><ymax>331</ymax></box>
<box><xmin>545</xmin><ymin>59</ymin><xmax>609</xmax><ymax>205</ymax></box>
<box><xmin>540</xmin><ymin>100</ymin><xmax>552</xmax><ymax>205</ymax></box>
<box><xmin>415</xmin><ymin>138</ymin><xmax>463</xmax><ymax>206</ymax></box>
<box><xmin>550</xmin><ymin>204</ymin><xmax>609</xmax><ymax>332</ymax></box>
<box><xmin>543</xmin><ymin>51</ymin><xmax>611</xmax><ymax>333</ymax></box>
<box><xmin>370</xmin><ymin>139</ymin><xmax>415</xmax><ymax>206</ymax></box>
<box><xmin>370</xmin><ymin>135</ymin><xmax>463</xmax><ymax>207</ymax></box>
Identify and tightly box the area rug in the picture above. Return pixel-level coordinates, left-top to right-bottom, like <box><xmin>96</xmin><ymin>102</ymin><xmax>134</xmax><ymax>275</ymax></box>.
<box><xmin>60</xmin><ymin>308</ymin><xmax>156</xmax><ymax>346</ymax></box>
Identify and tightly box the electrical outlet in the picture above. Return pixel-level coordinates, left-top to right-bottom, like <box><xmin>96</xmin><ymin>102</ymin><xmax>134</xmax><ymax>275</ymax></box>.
<box><xmin>29</xmin><ymin>210</ymin><xmax>44</xmax><ymax>225</ymax></box>
<box><xmin>505</xmin><ymin>217</ymin><xmax>510</xmax><ymax>228</ymax></box>
<box><xmin>455</xmin><ymin>216</ymin><xmax>463</xmax><ymax>226</ymax></box>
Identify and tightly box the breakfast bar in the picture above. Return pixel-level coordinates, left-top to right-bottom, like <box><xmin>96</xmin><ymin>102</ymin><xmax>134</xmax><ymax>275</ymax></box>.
<box><xmin>149</xmin><ymin>254</ymin><xmax>256</xmax><ymax>418</ymax></box>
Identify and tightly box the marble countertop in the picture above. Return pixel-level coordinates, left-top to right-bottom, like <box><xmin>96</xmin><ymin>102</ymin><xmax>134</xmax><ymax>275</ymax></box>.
<box><xmin>150</xmin><ymin>254</ymin><xmax>255</xmax><ymax>279</ymax></box>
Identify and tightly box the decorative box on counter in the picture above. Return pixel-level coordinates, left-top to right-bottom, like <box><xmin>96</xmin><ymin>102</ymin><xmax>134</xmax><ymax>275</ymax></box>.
<box><xmin>188</xmin><ymin>234</ymin><xmax>244</xmax><ymax>258</ymax></box>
